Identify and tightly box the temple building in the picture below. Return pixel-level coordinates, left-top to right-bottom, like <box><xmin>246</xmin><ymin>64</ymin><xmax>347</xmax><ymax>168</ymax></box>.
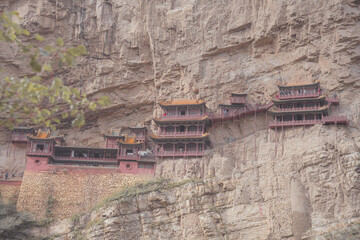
<box><xmin>103</xmin><ymin>129</ymin><xmax>125</xmax><ymax>149</ymax></box>
<box><xmin>219</xmin><ymin>93</ymin><xmax>251</xmax><ymax>117</ymax></box>
<box><xmin>268</xmin><ymin>81</ymin><xmax>348</xmax><ymax>128</ymax></box>
<box><xmin>10</xmin><ymin>127</ymin><xmax>34</xmax><ymax>144</ymax></box>
<box><xmin>150</xmin><ymin>99</ymin><xmax>209</xmax><ymax>157</ymax></box>
<box><xmin>25</xmin><ymin>129</ymin><xmax>155</xmax><ymax>175</ymax></box>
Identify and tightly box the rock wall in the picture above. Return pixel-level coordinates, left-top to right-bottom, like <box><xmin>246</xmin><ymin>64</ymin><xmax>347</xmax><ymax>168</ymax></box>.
<box><xmin>17</xmin><ymin>171</ymin><xmax>149</xmax><ymax>220</ymax></box>
<box><xmin>0</xmin><ymin>181</ymin><xmax>21</xmax><ymax>204</ymax></box>
<box><xmin>0</xmin><ymin>0</ymin><xmax>360</xmax><ymax>239</ymax></box>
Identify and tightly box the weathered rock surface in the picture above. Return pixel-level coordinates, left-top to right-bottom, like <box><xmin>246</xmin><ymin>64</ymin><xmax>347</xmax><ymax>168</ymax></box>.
<box><xmin>0</xmin><ymin>0</ymin><xmax>360</xmax><ymax>239</ymax></box>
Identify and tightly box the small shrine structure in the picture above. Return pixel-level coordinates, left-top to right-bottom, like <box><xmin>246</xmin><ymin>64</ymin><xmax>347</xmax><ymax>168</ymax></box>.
<box><xmin>268</xmin><ymin>81</ymin><xmax>348</xmax><ymax>128</ymax></box>
<box><xmin>150</xmin><ymin>99</ymin><xmax>209</xmax><ymax>157</ymax></box>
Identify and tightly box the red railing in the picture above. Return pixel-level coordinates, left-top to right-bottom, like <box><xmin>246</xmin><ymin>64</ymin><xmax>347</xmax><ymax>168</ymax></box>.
<box><xmin>323</xmin><ymin>116</ymin><xmax>348</xmax><ymax>124</ymax></box>
<box><xmin>117</xmin><ymin>154</ymin><xmax>140</xmax><ymax>160</ymax></box>
<box><xmin>230</xmin><ymin>97</ymin><xmax>247</xmax><ymax>105</ymax></box>
<box><xmin>158</xmin><ymin>131</ymin><xmax>203</xmax><ymax>137</ymax></box>
<box><xmin>156</xmin><ymin>150</ymin><xmax>204</xmax><ymax>157</ymax></box>
<box><xmin>159</xmin><ymin>114</ymin><xmax>205</xmax><ymax>120</ymax></box>
<box><xmin>26</xmin><ymin>149</ymin><xmax>53</xmax><ymax>156</ymax></box>
<box><xmin>54</xmin><ymin>156</ymin><xmax>117</xmax><ymax>162</ymax></box>
<box><xmin>278</xmin><ymin>92</ymin><xmax>321</xmax><ymax>100</ymax></box>
<box><xmin>276</xmin><ymin>106</ymin><xmax>321</xmax><ymax>112</ymax></box>
<box><xmin>269</xmin><ymin>119</ymin><xmax>322</xmax><ymax>128</ymax></box>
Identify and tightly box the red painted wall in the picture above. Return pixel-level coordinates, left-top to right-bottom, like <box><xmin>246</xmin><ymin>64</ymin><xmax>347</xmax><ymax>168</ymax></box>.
<box><xmin>119</xmin><ymin>161</ymin><xmax>155</xmax><ymax>175</ymax></box>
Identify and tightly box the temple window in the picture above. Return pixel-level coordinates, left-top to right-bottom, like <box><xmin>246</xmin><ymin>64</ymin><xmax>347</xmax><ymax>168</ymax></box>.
<box><xmin>36</xmin><ymin>144</ymin><xmax>44</xmax><ymax>151</ymax></box>
<box><xmin>126</xmin><ymin>149</ymin><xmax>133</xmax><ymax>155</ymax></box>
<box><xmin>179</xmin><ymin>126</ymin><xmax>185</xmax><ymax>132</ymax></box>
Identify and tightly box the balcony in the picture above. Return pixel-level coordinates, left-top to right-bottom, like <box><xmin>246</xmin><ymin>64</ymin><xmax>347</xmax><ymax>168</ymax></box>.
<box><xmin>117</xmin><ymin>154</ymin><xmax>140</xmax><ymax>160</ymax></box>
<box><xmin>54</xmin><ymin>156</ymin><xmax>117</xmax><ymax>163</ymax></box>
<box><xmin>159</xmin><ymin>114</ymin><xmax>205</xmax><ymax>121</ymax></box>
<box><xmin>322</xmin><ymin>116</ymin><xmax>348</xmax><ymax>125</ymax></box>
<box><xmin>274</xmin><ymin>106</ymin><xmax>322</xmax><ymax>112</ymax></box>
<box><xmin>269</xmin><ymin>119</ymin><xmax>322</xmax><ymax>128</ymax></box>
<box><xmin>155</xmin><ymin>150</ymin><xmax>204</xmax><ymax>157</ymax></box>
<box><xmin>26</xmin><ymin>149</ymin><xmax>53</xmax><ymax>156</ymax></box>
<box><xmin>278</xmin><ymin>92</ymin><xmax>321</xmax><ymax>100</ymax></box>
<box><xmin>158</xmin><ymin>131</ymin><xmax>203</xmax><ymax>138</ymax></box>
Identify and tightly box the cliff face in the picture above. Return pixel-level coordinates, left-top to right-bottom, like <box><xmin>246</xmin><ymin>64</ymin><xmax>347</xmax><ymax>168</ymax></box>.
<box><xmin>1</xmin><ymin>0</ymin><xmax>360</xmax><ymax>239</ymax></box>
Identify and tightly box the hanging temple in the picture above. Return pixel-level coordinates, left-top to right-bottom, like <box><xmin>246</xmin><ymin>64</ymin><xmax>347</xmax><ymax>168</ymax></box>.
<box><xmin>7</xmin><ymin>81</ymin><xmax>348</xmax><ymax>176</ymax></box>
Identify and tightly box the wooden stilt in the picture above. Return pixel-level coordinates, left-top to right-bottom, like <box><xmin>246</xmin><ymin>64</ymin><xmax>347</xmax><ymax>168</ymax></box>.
<box><xmin>275</xmin><ymin>125</ymin><xmax>277</xmax><ymax>158</ymax></box>
<box><xmin>281</xmin><ymin>124</ymin><xmax>284</xmax><ymax>157</ymax></box>
<box><xmin>335</xmin><ymin>103</ymin><xmax>338</xmax><ymax>143</ymax></box>
<box><xmin>244</xmin><ymin>106</ymin><xmax>247</xmax><ymax>166</ymax></box>
<box><xmin>254</xmin><ymin>106</ymin><xmax>257</xmax><ymax>162</ymax></box>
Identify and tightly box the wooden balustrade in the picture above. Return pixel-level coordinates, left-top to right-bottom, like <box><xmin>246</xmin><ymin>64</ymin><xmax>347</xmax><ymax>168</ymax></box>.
<box><xmin>160</xmin><ymin>114</ymin><xmax>204</xmax><ymax>120</ymax></box>
<box><xmin>54</xmin><ymin>156</ymin><xmax>117</xmax><ymax>162</ymax></box>
<box><xmin>159</xmin><ymin>131</ymin><xmax>202</xmax><ymax>137</ymax></box>
<box><xmin>278</xmin><ymin>92</ymin><xmax>321</xmax><ymax>100</ymax></box>
<box><xmin>276</xmin><ymin>106</ymin><xmax>320</xmax><ymax>112</ymax></box>
<box><xmin>156</xmin><ymin>150</ymin><xmax>204</xmax><ymax>157</ymax></box>
<box><xmin>117</xmin><ymin>154</ymin><xmax>141</xmax><ymax>160</ymax></box>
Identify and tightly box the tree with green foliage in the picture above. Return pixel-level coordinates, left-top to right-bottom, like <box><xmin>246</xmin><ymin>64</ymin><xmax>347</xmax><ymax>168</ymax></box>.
<box><xmin>0</xmin><ymin>11</ymin><xmax>110</xmax><ymax>129</ymax></box>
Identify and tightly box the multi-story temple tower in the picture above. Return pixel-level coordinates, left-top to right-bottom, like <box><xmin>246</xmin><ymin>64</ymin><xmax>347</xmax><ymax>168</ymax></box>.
<box><xmin>150</xmin><ymin>99</ymin><xmax>209</xmax><ymax>157</ymax></box>
<box><xmin>268</xmin><ymin>81</ymin><xmax>348</xmax><ymax>128</ymax></box>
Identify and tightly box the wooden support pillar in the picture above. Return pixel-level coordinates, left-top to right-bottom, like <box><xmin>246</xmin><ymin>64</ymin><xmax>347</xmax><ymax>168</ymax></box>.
<box><xmin>266</xmin><ymin>111</ymin><xmax>268</xmax><ymax>135</ymax></box>
<box><xmin>335</xmin><ymin>103</ymin><xmax>338</xmax><ymax>143</ymax></box>
<box><xmin>173</xmin><ymin>143</ymin><xmax>175</xmax><ymax>157</ymax></box>
<box><xmin>281</xmin><ymin>124</ymin><xmax>284</xmax><ymax>157</ymax></box>
<box><xmin>196</xmin><ymin>143</ymin><xmax>198</xmax><ymax>157</ymax></box>
<box><xmin>275</xmin><ymin>123</ymin><xmax>277</xmax><ymax>158</ymax></box>
<box><xmin>244</xmin><ymin>106</ymin><xmax>246</xmax><ymax>165</ymax></box>
<box><xmin>292</xmin><ymin>114</ymin><xmax>295</xmax><ymax>136</ymax></box>
<box><xmin>254</xmin><ymin>105</ymin><xmax>257</xmax><ymax>162</ymax></box>
<box><xmin>184</xmin><ymin>142</ymin><xmax>187</xmax><ymax>156</ymax></box>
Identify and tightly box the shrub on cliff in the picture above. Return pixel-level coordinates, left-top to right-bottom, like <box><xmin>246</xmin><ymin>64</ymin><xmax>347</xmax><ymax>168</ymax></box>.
<box><xmin>0</xmin><ymin>11</ymin><xmax>110</xmax><ymax>129</ymax></box>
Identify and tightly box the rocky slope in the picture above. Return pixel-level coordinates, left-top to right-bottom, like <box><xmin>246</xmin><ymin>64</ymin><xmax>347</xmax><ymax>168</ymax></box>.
<box><xmin>1</xmin><ymin>0</ymin><xmax>360</xmax><ymax>239</ymax></box>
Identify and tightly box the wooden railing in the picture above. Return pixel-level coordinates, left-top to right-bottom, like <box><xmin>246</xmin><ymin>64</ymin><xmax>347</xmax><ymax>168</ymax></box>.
<box><xmin>54</xmin><ymin>156</ymin><xmax>117</xmax><ymax>162</ymax></box>
<box><xmin>323</xmin><ymin>116</ymin><xmax>348</xmax><ymax>124</ymax></box>
<box><xmin>117</xmin><ymin>154</ymin><xmax>140</xmax><ymax>160</ymax></box>
<box><xmin>278</xmin><ymin>92</ymin><xmax>321</xmax><ymax>100</ymax></box>
<box><xmin>159</xmin><ymin>114</ymin><xmax>205</xmax><ymax>120</ymax></box>
<box><xmin>156</xmin><ymin>150</ymin><xmax>204</xmax><ymax>157</ymax></box>
<box><xmin>269</xmin><ymin>116</ymin><xmax>348</xmax><ymax>127</ymax></box>
<box><xmin>158</xmin><ymin>131</ymin><xmax>203</xmax><ymax>137</ymax></box>
<box><xmin>26</xmin><ymin>149</ymin><xmax>53</xmax><ymax>156</ymax></box>
<box><xmin>269</xmin><ymin>119</ymin><xmax>322</xmax><ymax>127</ymax></box>
<box><xmin>276</xmin><ymin>106</ymin><xmax>321</xmax><ymax>112</ymax></box>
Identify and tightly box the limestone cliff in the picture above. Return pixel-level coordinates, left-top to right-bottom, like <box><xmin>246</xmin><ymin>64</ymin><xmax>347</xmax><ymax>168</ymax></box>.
<box><xmin>0</xmin><ymin>0</ymin><xmax>360</xmax><ymax>239</ymax></box>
